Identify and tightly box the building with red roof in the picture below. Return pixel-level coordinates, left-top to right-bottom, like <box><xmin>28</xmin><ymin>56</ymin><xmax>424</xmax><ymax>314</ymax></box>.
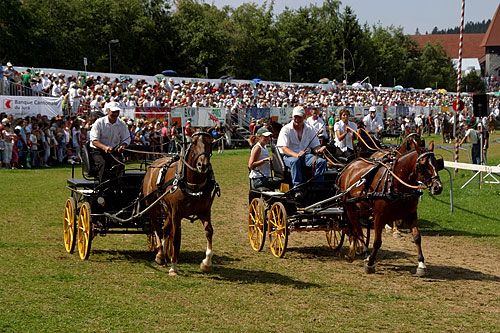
<box><xmin>411</xmin><ymin>4</ymin><xmax>500</xmax><ymax>78</ymax></box>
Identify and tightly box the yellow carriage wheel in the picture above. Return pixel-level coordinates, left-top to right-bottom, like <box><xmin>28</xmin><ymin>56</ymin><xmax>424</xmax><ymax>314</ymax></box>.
<box><xmin>63</xmin><ymin>197</ymin><xmax>77</xmax><ymax>254</ymax></box>
<box><xmin>325</xmin><ymin>227</ymin><xmax>344</xmax><ymax>251</ymax></box>
<box><xmin>348</xmin><ymin>229</ymin><xmax>369</xmax><ymax>256</ymax></box>
<box><xmin>267</xmin><ymin>202</ymin><xmax>288</xmax><ymax>258</ymax></box>
<box><xmin>77</xmin><ymin>202</ymin><xmax>93</xmax><ymax>260</ymax></box>
<box><xmin>248</xmin><ymin>198</ymin><xmax>266</xmax><ymax>252</ymax></box>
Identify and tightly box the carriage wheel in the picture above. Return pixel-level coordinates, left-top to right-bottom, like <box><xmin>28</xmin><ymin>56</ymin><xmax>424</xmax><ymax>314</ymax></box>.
<box><xmin>63</xmin><ymin>197</ymin><xmax>77</xmax><ymax>254</ymax></box>
<box><xmin>248</xmin><ymin>198</ymin><xmax>266</xmax><ymax>252</ymax></box>
<box><xmin>325</xmin><ymin>228</ymin><xmax>344</xmax><ymax>251</ymax></box>
<box><xmin>77</xmin><ymin>202</ymin><xmax>93</xmax><ymax>260</ymax></box>
<box><xmin>348</xmin><ymin>229</ymin><xmax>369</xmax><ymax>256</ymax></box>
<box><xmin>268</xmin><ymin>202</ymin><xmax>288</xmax><ymax>258</ymax></box>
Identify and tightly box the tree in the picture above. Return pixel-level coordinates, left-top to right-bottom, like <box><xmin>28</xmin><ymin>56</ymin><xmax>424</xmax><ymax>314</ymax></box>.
<box><xmin>461</xmin><ymin>71</ymin><xmax>485</xmax><ymax>93</ymax></box>
<box><xmin>417</xmin><ymin>42</ymin><xmax>456</xmax><ymax>90</ymax></box>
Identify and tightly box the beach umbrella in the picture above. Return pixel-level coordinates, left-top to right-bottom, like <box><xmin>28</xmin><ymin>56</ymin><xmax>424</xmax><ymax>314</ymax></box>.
<box><xmin>318</xmin><ymin>78</ymin><xmax>329</xmax><ymax>84</ymax></box>
<box><xmin>393</xmin><ymin>85</ymin><xmax>404</xmax><ymax>91</ymax></box>
<box><xmin>161</xmin><ymin>69</ymin><xmax>178</xmax><ymax>76</ymax></box>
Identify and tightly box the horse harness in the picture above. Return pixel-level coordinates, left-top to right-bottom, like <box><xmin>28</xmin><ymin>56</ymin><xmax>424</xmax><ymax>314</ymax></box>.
<box><xmin>343</xmin><ymin>152</ymin><xmax>429</xmax><ymax>203</ymax></box>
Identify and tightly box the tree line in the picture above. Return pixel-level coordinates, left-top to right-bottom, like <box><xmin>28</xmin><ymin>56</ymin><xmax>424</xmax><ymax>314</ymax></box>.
<box><xmin>0</xmin><ymin>0</ymin><xmax>481</xmax><ymax>91</ymax></box>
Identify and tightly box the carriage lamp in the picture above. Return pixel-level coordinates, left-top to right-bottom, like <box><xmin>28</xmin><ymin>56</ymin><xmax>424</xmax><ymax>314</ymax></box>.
<box><xmin>97</xmin><ymin>197</ymin><xmax>106</xmax><ymax>207</ymax></box>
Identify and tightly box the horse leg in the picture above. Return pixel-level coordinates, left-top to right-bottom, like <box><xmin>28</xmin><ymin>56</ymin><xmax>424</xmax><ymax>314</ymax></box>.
<box><xmin>365</xmin><ymin>215</ymin><xmax>384</xmax><ymax>274</ymax></box>
<box><xmin>168</xmin><ymin>220</ymin><xmax>181</xmax><ymax>276</ymax></box>
<box><xmin>199</xmin><ymin>219</ymin><xmax>214</xmax><ymax>273</ymax></box>
<box><xmin>411</xmin><ymin>224</ymin><xmax>426</xmax><ymax>277</ymax></box>
<box><xmin>345</xmin><ymin>206</ymin><xmax>363</xmax><ymax>262</ymax></box>
<box><xmin>152</xmin><ymin>211</ymin><xmax>166</xmax><ymax>265</ymax></box>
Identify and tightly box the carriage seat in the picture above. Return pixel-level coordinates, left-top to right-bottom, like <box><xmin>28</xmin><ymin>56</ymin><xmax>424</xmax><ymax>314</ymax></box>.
<box><xmin>81</xmin><ymin>142</ymin><xmax>98</xmax><ymax>178</ymax></box>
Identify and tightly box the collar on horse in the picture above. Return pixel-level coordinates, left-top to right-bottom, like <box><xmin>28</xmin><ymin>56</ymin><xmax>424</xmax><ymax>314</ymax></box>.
<box><xmin>173</xmin><ymin>132</ymin><xmax>219</xmax><ymax>197</ymax></box>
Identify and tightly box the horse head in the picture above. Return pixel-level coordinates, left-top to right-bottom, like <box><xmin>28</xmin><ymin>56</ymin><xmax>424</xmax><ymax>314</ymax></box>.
<box><xmin>415</xmin><ymin>141</ymin><xmax>443</xmax><ymax>195</ymax></box>
<box><xmin>185</xmin><ymin>132</ymin><xmax>213</xmax><ymax>175</ymax></box>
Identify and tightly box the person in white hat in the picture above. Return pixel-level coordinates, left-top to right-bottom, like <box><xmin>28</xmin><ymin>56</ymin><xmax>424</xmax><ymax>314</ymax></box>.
<box><xmin>89</xmin><ymin>102</ymin><xmax>131</xmax><ymax>181</ymax></box>
<box><xmin>276</xmin><ymin>106</ymin><xmax>327</xmax><ymax>197</ymax></box>
<box><xmin>248</xmin><ymin>126</ymin><xmax>274</xmax><ymax>190</ymax></box>
<box><xmin>363</xmin><ymin>106</ymin><xmax>384</xmax><ymax>136</ymax></box>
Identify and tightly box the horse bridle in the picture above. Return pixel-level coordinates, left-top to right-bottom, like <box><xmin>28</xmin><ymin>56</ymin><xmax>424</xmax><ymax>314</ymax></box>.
<box><xmin>415</xmin><ymin>151</ymin><xmax>442</xmax><ymax>187</ymax></box>
<box><xmin>182</xmin><ymin>132</ymin><xmax>213</xmax><ymax>174</ymax></box>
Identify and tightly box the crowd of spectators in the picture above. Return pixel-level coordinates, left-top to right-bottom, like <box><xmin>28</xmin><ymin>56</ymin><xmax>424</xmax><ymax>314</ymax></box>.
<box><xmin>1</xmin><ymin>63</ymin><xmax>499</xmax><ymax>170</ymax></box>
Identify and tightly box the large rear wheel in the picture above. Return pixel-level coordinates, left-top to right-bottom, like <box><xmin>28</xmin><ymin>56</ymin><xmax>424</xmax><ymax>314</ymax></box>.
<box><xmin>77</xmin><ymin>202</ymin><xmax>93</xmax><ymax>260</ymax></box>
<box><xmin>248</xmin><ymin>198</ymin><xmax>266</xmax><ymax>252</ymax></box>
<box><xmin>63</xmin><ymin>197</ymin><xmax>77</xmax><ymax>254</ymax></box>
<box><xmin>268</xmin><ymin>202</ymin><xmax>288</xmax><ymax>258</ymax></box>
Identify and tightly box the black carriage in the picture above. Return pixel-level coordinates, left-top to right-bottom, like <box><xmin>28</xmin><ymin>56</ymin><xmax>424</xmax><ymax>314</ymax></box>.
<box><xmin>63</xmin><ymin>144</ymin><xmax>165</xmax><ymax>260</ymax></box>
<box><xmin>247</xmin><ymin>144</ymin><xmax>369</xmax><ymax>258</ymax></box>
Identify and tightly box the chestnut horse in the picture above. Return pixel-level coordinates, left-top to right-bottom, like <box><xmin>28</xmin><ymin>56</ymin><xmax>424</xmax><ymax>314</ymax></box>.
<box><xmin>142</xmin><ymin>132</ymin><xmax>219</xmax><ymax>275</ymax></box>
<box><xmin>337</xmin><ymin>140</ymin><xmax>443</xmax><ymax>276</ymax></box>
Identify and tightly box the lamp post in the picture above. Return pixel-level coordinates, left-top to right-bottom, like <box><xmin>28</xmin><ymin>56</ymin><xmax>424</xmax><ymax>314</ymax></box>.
<box><xmin>342</xmin><ymin>48</ymin><xmax>355</xmax><ymax>83</ymax></box>
<box><xmin>108</xmin><ymin>39</ymin><xmax>119</xmax><ymax>73</ymax></box>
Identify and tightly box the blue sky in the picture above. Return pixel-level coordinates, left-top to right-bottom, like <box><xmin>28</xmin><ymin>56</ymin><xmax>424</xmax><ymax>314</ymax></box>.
<box><xmin>207</xmin><ymin>0</ymin><xmax>498</xmax><ymax>34</ymax></box>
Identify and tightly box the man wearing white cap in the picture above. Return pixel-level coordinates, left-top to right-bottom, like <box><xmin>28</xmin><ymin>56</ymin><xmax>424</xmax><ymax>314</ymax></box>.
<box><xmin>277</xmin><ymin>106</ymin><xmax>326</xmax><ymax>197</ymax></box>
<box><xmin>363</xmin><ymin>106</ymin><xmax>384</xmax><ymax>136</ymax></box>
<box><xmin>90</xmin><ymin>102</ymin><xmax>131</xmax><ymax>181</ymax></box>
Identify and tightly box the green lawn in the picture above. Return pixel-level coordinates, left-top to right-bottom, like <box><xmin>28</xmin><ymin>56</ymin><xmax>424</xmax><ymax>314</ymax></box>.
<box><xmin>0</xmin><ymin>134</ymin><xmax>498</xmax><ymax>332</ymax></box>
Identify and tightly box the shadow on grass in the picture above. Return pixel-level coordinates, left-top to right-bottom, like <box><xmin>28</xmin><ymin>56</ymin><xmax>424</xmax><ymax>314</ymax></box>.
<box><xmin>209</xmin><ymin>266</ymin><xmax>321</xmax><ymax>289</ymax></box>
<box><xmin>418</xmin><ymin>218</ymin><xmax>499</xmax><ymax>238</ymax></box>
<box><xmin>91</xmin><ymin>249</ymin><xmax>319</xmax><ymax>288</ymax></box>
<box><xmin>379</xmin><ymin>262</ymin><xmax>500</xmax><ymax>282</ymax></box>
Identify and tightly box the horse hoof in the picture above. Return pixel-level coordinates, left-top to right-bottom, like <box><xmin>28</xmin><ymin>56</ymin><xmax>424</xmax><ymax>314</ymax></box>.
<box><xmin>364</xmin><ymin>264</ymin><xmax>376</xmax><ymax>274</ymax></box>
<box><xmin>155</xmin><ymin>255</ymin><xmax>165</xmax><ymax>266</ymax></box>
<box><xmin>415</xmin><ymin>268</ymin><xmax>426</xmax><ymax>277</ymax></box>
<box><xmin>168</xmin><ymin>269</ymin><xmax>178</xmax><ymax>276</ymax></box>
<box><xmin>200</xmin><ymin>262</ymin><xmax>212</xmax><ymax>273</ymax></box>
<box><xmin>345</xmin><ymin>255</ymin><xmax>354</xmax><ymax>263</ymax></box>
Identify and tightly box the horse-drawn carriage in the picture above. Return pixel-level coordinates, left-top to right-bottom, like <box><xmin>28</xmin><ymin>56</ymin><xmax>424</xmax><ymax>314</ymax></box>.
<box><xmin>248</xmin><ymin>134</ymin><xmax>444</xmax><ymax>275</ymax></box>
<box><xmin>63</xmin><ymin>132</ymin><xmax>219</xmax><ymax>275</ymax></box>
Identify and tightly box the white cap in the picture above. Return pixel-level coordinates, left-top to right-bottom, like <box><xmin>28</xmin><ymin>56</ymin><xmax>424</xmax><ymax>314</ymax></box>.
<box><xmin>369</xmin><ymin>106</ymin><xmax>376</xmax><ymax>112</ymax></box>
<box><xmin>2</xmin><ymin>118</ymin><xmax>9</xmax><ymax>125</ymax></box>
<box><xmin>6</xmin><ymin>62</ymin><xmax>12</xmax><ymax>67</ymax></box>
<box><xmin>292</xmin><ymin>106</ymin><xmax>305</xmax><ymax>117</ymax></box>
<box><xmin>108</xmin><ymin>102</ymin><xmax>121</xmax><ymax>112</ymax></box>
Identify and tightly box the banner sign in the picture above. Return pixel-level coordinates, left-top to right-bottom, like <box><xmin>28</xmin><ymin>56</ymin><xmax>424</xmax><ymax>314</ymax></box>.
<box><xmin>0</xmin><ymin>95</ymin><xmax>62</xmax><ymax>118</ymax></box>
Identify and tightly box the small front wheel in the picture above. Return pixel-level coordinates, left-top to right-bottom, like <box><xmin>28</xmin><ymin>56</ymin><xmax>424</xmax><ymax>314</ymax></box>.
<box><xmin>326</xmin><ymin>228</ymin><xmax>344</xmax><ymax>251</ymax></box>
<box><xmin>63</xmin><ymin>197</ymin><xmax>77</xmax><ymax>254</ymax></box>
<box><xmin>268</xmin><ymin>202</ymin><xmax>288</xmax><ymax>258</ymax></box>
<box><xmin>77</xmin><ymin>202</ymin><xmax>93</xmax><ymax>260</ymax></box>
<box><xmin>248</xmin><ymin>198</ymin><xmax>266</xmax><ymax>252</ymax></box>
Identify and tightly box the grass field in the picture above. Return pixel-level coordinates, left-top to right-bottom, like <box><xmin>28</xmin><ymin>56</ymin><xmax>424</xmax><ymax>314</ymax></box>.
<box><xmin>0</xmin><ymin>133</ymin><xmax>499</xmax><ymax>332</ymax></box>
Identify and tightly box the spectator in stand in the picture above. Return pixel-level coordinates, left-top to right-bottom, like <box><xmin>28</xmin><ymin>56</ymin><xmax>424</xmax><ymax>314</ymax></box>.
<box><xmin>184</xmin><ymin>119</ymin><xmax>193</xmax><ymax>143</ymax></box>
<box><xmin>1</xmin><ymin>118</ymin><xmax>15</xmax><ymax>169</ymax></box>
<box><xmin>306</xmin><ymin>108</ymin><xmax>328</xmax><ymax>145</ymax></box>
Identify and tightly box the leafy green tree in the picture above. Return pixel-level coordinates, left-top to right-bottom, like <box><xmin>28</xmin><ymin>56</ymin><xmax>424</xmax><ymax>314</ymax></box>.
<box><xmin>417</xmin><ymin>42</ymin><xmax>456</xmax><ymax>90</ymax></box>
<box><xmin>461</xmin><ymin>70</ymin><xmax>485</xmax><ymax>93</ymax></box>
<box><xmin>172</xmin><ymin>0</ymin><xmax>229</xmax><ymax>78</ymax></box>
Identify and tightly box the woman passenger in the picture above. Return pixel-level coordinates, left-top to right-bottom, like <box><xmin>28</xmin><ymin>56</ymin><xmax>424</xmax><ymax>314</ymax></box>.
<box><xmin>248</xmin><ymin>127</ymin><xmax>273</xmax><ymax>190</ymax></box>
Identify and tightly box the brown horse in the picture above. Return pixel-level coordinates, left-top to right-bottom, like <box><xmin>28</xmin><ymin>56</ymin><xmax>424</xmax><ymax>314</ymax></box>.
<box><xmin>142</xmin><ymin>132</ymin><xmax>219</xmax><ymax>275</ymax></box>
<box><xmin>337</xmin><ymin>140</ymin><xmax>443</xmax><ymax>276</ymax></box>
